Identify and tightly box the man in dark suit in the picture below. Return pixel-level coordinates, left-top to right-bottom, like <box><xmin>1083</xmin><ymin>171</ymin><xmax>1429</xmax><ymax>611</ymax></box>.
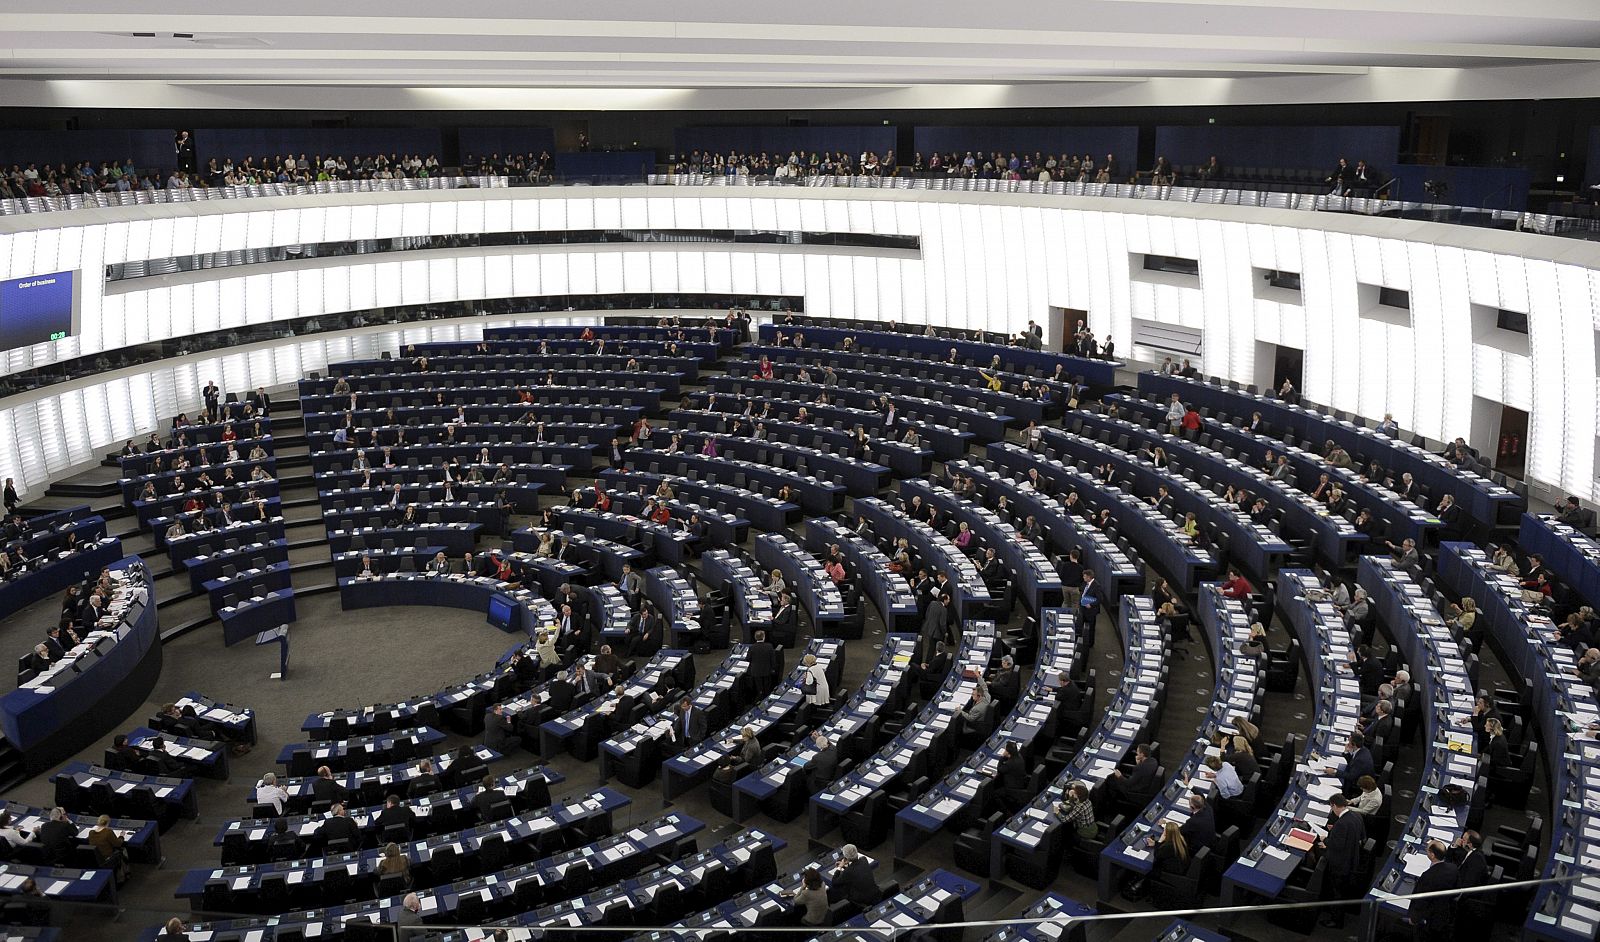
<box><xmin>407</xmin><ymin>759</ymin><xmax>439</xmax><ymax>796</ymax></box>
<box><xmin>1361</xmin><ymin>700</ymin><xmax>1395</xmax><ymax>751</ymax></box>
<box><xmin>317</xmin><ymin>805</ymin><xmax>361</xmax><ymax>849</ymax></box>
<box><xmin>310</xmin><ymin>766</ymin><xmax>345</xmax><ymax>806</ymax></box>
<box><xmin>1099</xmin><ymin>743</ymin><xmax>1156</xmax><ymax>808</ymax></box>
<box><xmin>827</xmin><ymin>844</ymin><xmax>879</xmax><ymax>907</ymax></box>
<box><xmin>1409</xmin><ymin>840</ymin><xmax>1460</xmax><ymax>941</ymax></box>
<box><xmin>483</xmin><ymin>703</ymin><xmax>516</xmax><ymax>751</ymax></box>
<box><xmin>1180</xmin><ymin>793</ymin><xmax>1216</xmax><ymax>849</ymax></box>
<box><xmin>1335</xmin><ymin>733</ymin><xmax>1375</xmax><ymax>795</ymax></box>
<box><xmin>1356</xmin><ymin>645</ymin><xmax>1386</xmax><ymax>695</ymax></box>
<box><xmin>1054</xmin><ymin>671</ymin><xmax>1086</xmax><ymax>713</ymax></box>
<box><xmin>1317</xmin><ymin>794</ymin><xmax>1367</xmax><ymax>928</ymax></box>
<box><xmin>473</xmin><ymin>775</ymin><xmax>512</xmax><ymax>822</ymax></box>
<box><xmin>805</xmin><ymin>731</ymin><xmax>838</xmax><ymax>795</ymax></box>
<box><xmin>992</xmin><ymin>741</ymin><xmax>1032</xmax><ymax>812</ymax></box>
<box><xmin>36</xmin><ymin>808</ymin><xmax>75</xmax><ymax>865</ymax></box>
<box><xmin>572</xmin><ymin>663</ymin><xmax>608</xmax><ymax>699</ymax></box>
<box><xmin>1078</xmin><ymin>573</ymin><xmax>1100</xmax><ymax>648</ymax></box>
<box><xmin>374</xmin><ymin>795</ymin><xmax>416</xmax><ymax>839</ymax></box>
<box><xmin>978</xmin><ymin>548</ymin><xmax>1005</xmax><ymax>590</ymax></box>
<box><xmin>746</xmin><ymin>630</ymin><xmax>778</xmax><ymax>687</ymax></box>
<box><xmin>1452</xmin><ymin>830</ymin><xmax>1491</xmax><ymax>938</ymax></box>
<box><xmin>630</xmin><ymin>604</ymin><xmax>662</xmax><ymax>658</ymax></box>
<box><xmin>771</xmin><ymin>592</ymin><xmax>798</xmax><ymax>647</ymax></box>
<box><xmin>987</xmin><ymin>655</ymin><xmax>1020</xmax><ymax>708</ymax></box>
<box><xmin>267</xmin><ymin>818</ymin><xmax>303</xmax><ymax>860</ymax></box>
<box><xmin>672</xmin><ymin>697</ymin><xmax>707</xmax><ymax>750</ymax></box>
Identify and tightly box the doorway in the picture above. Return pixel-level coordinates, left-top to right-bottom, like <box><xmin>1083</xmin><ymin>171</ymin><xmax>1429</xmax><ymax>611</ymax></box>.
<box><xmin>1493</xmin><ymin>405</ymin><xmax>1528</xmax><ymax>478</ymax></box>
<box><xmin>1048</xmin><ymin>306</ymin><xmax>1085</xmax><ymax>354</ymax></box>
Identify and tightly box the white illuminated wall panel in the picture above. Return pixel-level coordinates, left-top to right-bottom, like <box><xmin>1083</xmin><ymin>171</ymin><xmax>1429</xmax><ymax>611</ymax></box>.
<box><xmin>0</xmin><ymin>187</ymin><xmax>1596</xmax><ymax>504</ymax></box>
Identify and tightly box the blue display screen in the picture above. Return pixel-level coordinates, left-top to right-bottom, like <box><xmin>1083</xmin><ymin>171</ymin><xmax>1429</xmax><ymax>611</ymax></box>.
<box><xmin>0</xmin><ymin>271</ymin><xmax>74</xmax><ymax>349</ymax></box>
<box><xmin>487</xmin><ymin>596</ymin><xmax>515</xmax><ymax>630</ymax></box>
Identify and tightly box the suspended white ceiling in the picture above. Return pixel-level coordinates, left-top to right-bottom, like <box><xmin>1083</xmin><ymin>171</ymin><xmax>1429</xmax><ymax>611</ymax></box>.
<box><xmin>1</xmin><ymin>0</ymin><xmax>1596</xmax><ymax>109</ymax></box>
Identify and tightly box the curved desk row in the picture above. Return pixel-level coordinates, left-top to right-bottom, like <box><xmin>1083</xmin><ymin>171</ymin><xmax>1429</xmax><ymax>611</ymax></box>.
<box><xmin>1225</xmin><ymin>568</ymin><xmax>1361</xmax><ymax>903</ymax></box>
<box><xmin>995</xmin><ymin>597</ymin><xmax>1166</xmax><ymax>886</ymax></box>
<box><xmin>599</xmin><ymin>468</ymin><xmax>799</xmax><ymax>532</ymax></box>
<box><xmin>0</xmin><ymin>535</ymin><xmax>122</xmax><ymax>625</ymax></box>
<box><xmin>1078</xmin><ymin>406</ymin><xmax>1366</xmax><ymax>565</ymax></box>
<box><xmin>177</xmin><ymin>788</ymin><xmax>630</xmax><ymax>903</ymax></box>
<box><xmin>511</xmin><ymin>527</ymin><xmax>642</xmax><ymax>583</ymax></box>
<box><xmin>758</xmin><ymin>322</ymin><xmax>1120</xmax><ymax>390</ymax></box>
<box><xmin>732</xmin><ymin>634</ymin><xmax>914</xmax><ymax>826</ymax></box>
<box><xmin>302</xmin><ymin>404</ymin><xmax>640</xmax><ymax>436</ymax></box>
<box><xmin>899</xmin><ymin>608</ymin><xmax>1080</xmax><ymax>856</ymax></box>
<box><xmin>1046</xmin><ymin>425</ymin><xmax>1293</xmax><ymax>584</ymax></box>
<box><xmin>804</xmin><ymin>517</ymin><xmax>919</xmax><ymax>633</ymax></box>
<box><xmin>601</xmin><ymin>645</ymin><xmax>755</xmax><ymax>786</ymax></box>
<box><xmin>216</xmin><ymin>764</ymin><xmax>562</xmax><ymax>848</ymax></box>
<box><xmin>538</xmin><ymin>649</ymin><xmax>695</xmax><ymax>760</ymax></box>
<box><xmin>304</xmin><ymin>366</ymin><xmax>682</xmax><ymax>400</ymax></box>
<box><xmin>1518</xmin><ymin>513</ymin><xmax>1600</xmax><ymax>607</ymax></box>
<box><xmin>339</xmin><ymin>573</ymin><xmax>555</xmax><ymax>637</ymax></box>
<box><xmin>664</xmin><ymin>637</ymin><xmax>843</xmax><ymax>801</ymax></box>
<box><xmin>121</xmin><ymin>456</ymin><xmax>275</xmax><ymax>504</ymax></box>
<box><xmin>185</xmin><ymin>539</ymin><xmax>289</xmax><ymax>591</ymax></box>
<box><xmin>809</xmin><ymin>622</ymin><xmax>998</xmax><ymax>838</ymax></box>
<box><xmin>0</xmin><ymin>556</ymin><xmax>158</xmax><ymax>772</ymax></box>
<box><xmin>669</xmin><ymin>427</ymin><xmax>891</xmax><ymax>497</ymax></box>
<box><xmin>1357</xmin><ymin>556</ymin><xmax>1482</xmax><ymax>927</ymax></box>
<box><xmin>167</xmin><ymin>517</ymin><xmax>286</xmax><ymax>567</ymax></box>
<box><xmin>1139</xmin><ymin>372</ymin><xmax>1522</xmax><ymax>531</ymax></box>
<box><xmin>1436</xmin><ymin>543</ymin><xmax>1600</xmax><ymax>942</ymax></box>
<box><xmin>118</xmin><ymin>436</ymin><xmax>273</xmax><ymax>475</ymax></box>
<box><xmin>248</xmin><ymin>744</ymin><xmax>503</xmax><ymax>812</ymax></box>
<box><xmin>1106</xmin><ymin>392</ymin><xmax>1439</xmax><ymax>546</ymax></box>
<box><xmin>901</xmin><ymin>478</ymin><xmax>1063</xmax><ymax>615</ymax></box>
<box><xmin>854</xmin><ymin>497</ymin><xmax>992</xmax><ymax>620</ymax></box>
<box><xmin>630</xmin><ymin>449</ymin><xmax>845</xmax><ymax>516</ymax></box>
<box><xmin>668</xmin><ymin>407</ymin><xmax>934</xmax><ymax>479</ymax></box>
<box><xmin>303</xmin><ymin>637</ymin><xmax>545</xmax><ymax>740</ymax></box>
<box><xmin>700</xmin><ymin>549</ymin><xmax>775</xmax><ymax>636</ymax></box>
<box><xmin>548</xmin><ymin>505</ymin><xmax>694</xmax><ymax>567</ymax></box>
<box><xmin>743</xmin><ymin>344</ymin><xmax>1046</xmax><ymax>424</ymax></box>
<box><xmin>688</xmin><ymin>388</ymin><xmax>975</xmax><ymax>462</ymax></box>
<box><xmin>708</xmin><ymin>373</ymin><xmax>1010</xmax><ymax>442</ymax></box>
<box><xmin>605</xmin><ymin>490</ymin><xmax>746</xmax><ymax>547</ymax></box>
<box><xmin>753</xmin><ymin>532</ymin><xmax>846</xmax><ymax>636</ymax></box>
<box><xmin>987</xmin><ymin>442</ymin><xmax>1213</xmax><ymax>591</ymax></box>
<box><xmin>948</xmin><ymin>455</ymin><xmax>1144</xmax><ymax>606</ymax></box>
<box><xmin>1099</xmin><ymin>586</ymin><xmax>1263</xmax><ymax>902</ymax></box>
<box><xmin>301</xmin><ymin>382</ymin><xmax>662</xmax><ymax>415</ymax></box>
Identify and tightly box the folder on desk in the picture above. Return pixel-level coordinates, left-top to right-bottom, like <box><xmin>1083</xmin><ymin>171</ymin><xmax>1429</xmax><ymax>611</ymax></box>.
<box><xmin>1283</xmin><ymin>828</ymin><xmax>1316</xmax><ymax>851</ymax></box>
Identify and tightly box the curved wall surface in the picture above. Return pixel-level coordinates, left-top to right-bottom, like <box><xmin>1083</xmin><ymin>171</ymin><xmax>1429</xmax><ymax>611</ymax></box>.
<box><xmin>0</xmin><ymin>187</ymin><xmax>1594</xmax><ymax>504</ymax></box>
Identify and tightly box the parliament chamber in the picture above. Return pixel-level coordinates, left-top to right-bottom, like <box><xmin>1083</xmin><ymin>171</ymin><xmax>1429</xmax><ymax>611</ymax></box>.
<box><xmin>3</xmin><ymin>7</ymin><xmax>1600</xmax><ymax>939</ymax></box>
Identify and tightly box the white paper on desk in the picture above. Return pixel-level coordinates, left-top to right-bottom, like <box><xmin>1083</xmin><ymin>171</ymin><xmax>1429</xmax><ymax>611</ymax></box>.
<box><xmin>1263</xmin><ymin>846</ymin><xmax>1292</xmax><ymax>861</ymax></box>
<box><xmin>1403</xmin><ymin>854</ymin><xmax>1431</xmax><ymax>876</ymax></box>
<box><xmin>931</xmin><ymin>797</ymin><xmax>962</xmax><ymax>816</ymax></box>
<box><xmin>1569</xmin><ymin>903</ymin><xmax>1600</xmax><ymax>923</ymax></box>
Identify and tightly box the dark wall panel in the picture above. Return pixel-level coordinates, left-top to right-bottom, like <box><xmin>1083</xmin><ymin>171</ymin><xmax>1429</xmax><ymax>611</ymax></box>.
<box><xmin>459</xmin><ymin>127</ymin><xmax>557</xmax><ymax>158</ymax></box>
<box><xmin>1153</xmin><ymin>125</ymin><xmax>1401</xmax><ymax>171</ymax></box>
<box><xmin>1387</xmin><ymin>164</ymin><xmax>1531</xmax><ymax>210</ymax></box>
<box><xmin>193</xmin><ymin>128</ymin><xmax>443</xmax><ymax>163</ymax></box>
<box><xmin>912</xmin><ymin>126</ymin><xmax>1138</xmax><ymax>165</ymax></box>
<box><xmin>551</xmin><ymin>151</ymin><xmax>655</xmax><ymax>180</ymax></box>
<box><xmin>674</xmin><ymin>126</ymin><xmax>895</xmax><ymax>158</ymax></box>
<box><xmin>0</xmin><ymin>130</ymin><xmax>176</xmax><ymax>172</ymax></box>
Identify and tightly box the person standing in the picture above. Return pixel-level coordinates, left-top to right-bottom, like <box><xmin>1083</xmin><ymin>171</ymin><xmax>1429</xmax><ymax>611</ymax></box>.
<box><xmin>1317</xmin><ymin>794</ymin><xmax>1366</xmax><ymax>928</ymax></box>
